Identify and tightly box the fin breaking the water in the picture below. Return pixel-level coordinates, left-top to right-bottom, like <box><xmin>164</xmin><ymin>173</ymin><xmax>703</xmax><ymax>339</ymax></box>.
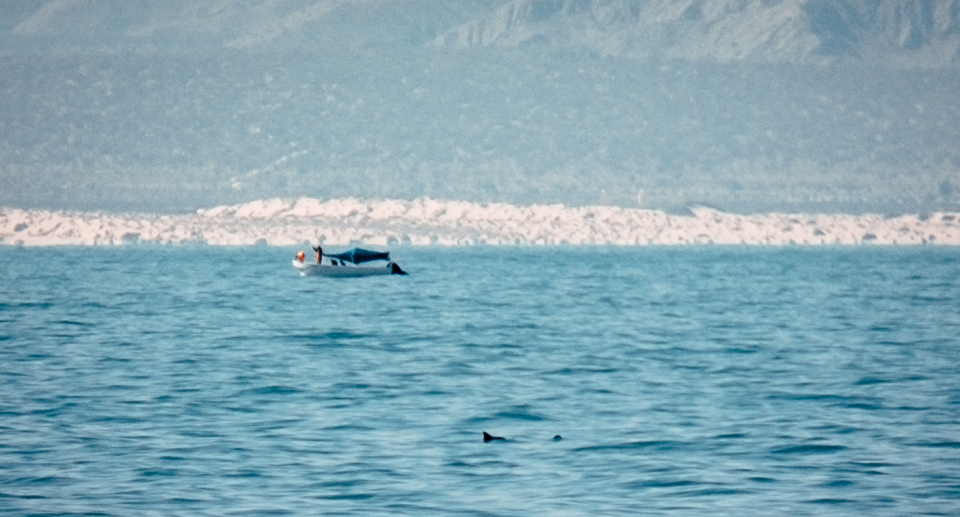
<box><xmin>483</xmin><ymin>432</ymin><xmax>505</xmax><ymax>442</ymax></box>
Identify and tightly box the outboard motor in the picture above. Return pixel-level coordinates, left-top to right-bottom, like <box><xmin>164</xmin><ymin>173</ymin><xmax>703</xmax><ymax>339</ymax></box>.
<box><xmin>389</xmin><ymin>262</ymin><xmax>407</xmax><ymax>275</ymax></box>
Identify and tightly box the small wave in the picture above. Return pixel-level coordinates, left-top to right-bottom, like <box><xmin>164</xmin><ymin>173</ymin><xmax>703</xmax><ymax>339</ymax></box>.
<box><xmin>242</xmin><ymin>386</ymin><xmax>302</xmax><ymax>396</ymax></box>
<box><xmin>495</xmin><ymin>410</ymin><xmax>548</xmax><ymax>421</ymax></box>
<box><xmin>805</xmin><ymin>498</ymin><xmax>858</xmax><ymax>505</ymax></box>
<box><xmin>139</xmin><ymin>469</ymin><xmax>178</xmax><ymax>477</ymax></box>
<box><xmin>842</xmin><ymin>402</ymin><xmax>884</xmax><ymax>410</ymax></box>
<box><xmin>318</xmin><ymin>493</ymin><xmax>375</xmax><ymax>500</ymax></box>
<box><xmin>3</xmin><ymin>197</ymin><xmax>960</xmax><ymax>246</ymax></box>
<box><xmin>574</xmin><ymin>440</ymin><xmax>685</xmax><ymax>452</ymax></box>
<box><xmin>849</xmin><ymin>461</ymin><xmax>897</xmax><ymax>468</ymax></box>
<box><xmin>285</xmin><ymin>331</ymin><xmax>371</xmax><ymax>345</ymax></box>
<box><xmin>628</xmin><ymin>479</ymin><xmax>699</xmax><ymax>489</ymax></box>
<box><xmin>57</xmin><ymin>320</ymin><xmax>94</xmax><ymax>326</ymax></box>
<box><xmin>0</xmin><ymin>493</ymin><xmax>47</xmax><ymax>500</ymax></box>
<box><xmin>821</xmin><ymin>479</ymin><xmax>855</xmax><ymax>487</ymax></box>
<box><xmin>676</xmin><ymin>487</ymin><xmax>752</xmax><ymax>497</ymax></box>
<box><xmin>855</xmin><ymin>377</ymin><xmax>893</xmax><ymax>385</ymax></box>
<box><xmin>917</xmin><ymin>441</ymin><xmax>960</xmax><ymax>448</ymax></box>
<box><xmin>320</xmin><ymin>424</ymin><xmax>375</xmax><ymax>432</ymax></box>
<box><xmin>771</xmin><ymin>444</ymin><xmax>847</xmax><ymax>454</ymax></box>
<box><xmin>0</xmin><ymin>302</ymin><xmax>54</xmax><ymax>309</ymax></box>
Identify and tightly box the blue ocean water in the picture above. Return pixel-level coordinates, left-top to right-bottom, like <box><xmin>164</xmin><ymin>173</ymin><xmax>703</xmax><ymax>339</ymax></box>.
<box><xmin>1</xmin><ymin>246</ymin><xmax>959</xmax><ymax>516</ymax></box>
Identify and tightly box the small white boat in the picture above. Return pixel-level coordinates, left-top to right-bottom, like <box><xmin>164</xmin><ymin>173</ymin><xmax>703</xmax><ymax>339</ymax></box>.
<box><xmin>292</xmin><ymin>247</ymin><xmax>407</xmax><ymax>277</ymax></box>
<box><xmin>292</xmin><ymin>261</ymin><xmax>399</xmax><ymax>277</ymax></box>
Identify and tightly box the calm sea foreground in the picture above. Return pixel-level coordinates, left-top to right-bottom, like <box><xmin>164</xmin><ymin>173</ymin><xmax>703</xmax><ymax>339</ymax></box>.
<box><xmin>1</xmin><ymin>246</ymin><xmax>958</xmax><ymax>516</ymax></box>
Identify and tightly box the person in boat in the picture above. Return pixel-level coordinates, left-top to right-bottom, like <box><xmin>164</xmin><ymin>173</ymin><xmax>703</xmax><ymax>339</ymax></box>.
<box><xmin>312</xmin><ymin>245</ymin><xmax>323</xmax><ymax>264</ymax></box>
<box><xmin>296</xmin><ymin>251</ymin><xmax>305</xmax><ymax>263</ymax></box>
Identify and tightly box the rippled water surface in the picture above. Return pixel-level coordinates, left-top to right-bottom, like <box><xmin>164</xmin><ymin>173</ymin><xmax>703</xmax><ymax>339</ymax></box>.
<box><xmin>2</xmin><ymin>246</ymin><xmax>959</xmax><ymax>516</ymax></box>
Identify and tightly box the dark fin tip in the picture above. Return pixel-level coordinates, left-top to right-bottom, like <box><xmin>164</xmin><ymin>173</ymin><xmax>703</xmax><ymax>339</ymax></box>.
<box><xmin>483</xmin><ymin>432</ymin><xmax>504</xmax><ymax>442</ymax></box>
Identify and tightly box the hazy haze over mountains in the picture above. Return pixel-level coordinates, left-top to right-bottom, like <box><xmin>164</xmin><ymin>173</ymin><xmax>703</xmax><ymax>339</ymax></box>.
<box><xmin>1</xmin><ymin>0</ymin><xmax>958</xmax><ymax>214</ymax></box>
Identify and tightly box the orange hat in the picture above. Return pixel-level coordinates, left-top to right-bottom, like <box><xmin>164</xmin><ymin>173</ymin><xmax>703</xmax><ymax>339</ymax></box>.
<box><xmin>296</xmin><ymin>251</ymin><xmax>305</xmax><ymax>262</ymax></box>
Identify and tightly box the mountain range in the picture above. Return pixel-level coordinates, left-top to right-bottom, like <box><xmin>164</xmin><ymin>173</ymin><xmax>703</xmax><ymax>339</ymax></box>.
<box><xmin>1</xmin><ymin>0</ymin><xmax>959</xmax><ymax>214</ymax></box>
<box><xmin>5</xmin><ymin>0</ymin><xmax>960</xmax><ymax>66</ymax></box>
<box><xmin>434</xmin><ymin>0</ymin><xmax>960</xmax><ymax>68</ymax></box>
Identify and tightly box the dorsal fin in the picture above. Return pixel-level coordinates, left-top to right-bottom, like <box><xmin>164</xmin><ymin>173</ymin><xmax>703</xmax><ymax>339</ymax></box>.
<box><xmin>483</xmin><ymin>431</ymin><xmax>505</xmax><ymax>442</ymax></box>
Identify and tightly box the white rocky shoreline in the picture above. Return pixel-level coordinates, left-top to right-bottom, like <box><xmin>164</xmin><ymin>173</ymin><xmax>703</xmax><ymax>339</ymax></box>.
<box><xmin>2</xmin><ymin>197</ymin><xmax>958</xmax><ymax>246</ymax></box>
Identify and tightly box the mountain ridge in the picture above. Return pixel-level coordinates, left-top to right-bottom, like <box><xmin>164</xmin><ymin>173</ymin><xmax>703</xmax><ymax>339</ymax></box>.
<box><xmin>1</xmin><ymin>1</ymin><xmax>958</xmax><ymax>214</ymax></box>
<box><xmin>3</xmin><ymin>0</ymin><xmax>960</xmax><ymax>67</ymax></box>
<box><xmin>431</xmin><ymin>0</ymin><xmax>960</xmax><ymax>67</ymax></box>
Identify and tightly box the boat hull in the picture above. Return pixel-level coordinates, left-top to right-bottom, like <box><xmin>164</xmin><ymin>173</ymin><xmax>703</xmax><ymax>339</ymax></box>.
<box><xmin>292</xmin><ymin>260</ymin><xmax>394</xmax><ymax>277</ymax></box>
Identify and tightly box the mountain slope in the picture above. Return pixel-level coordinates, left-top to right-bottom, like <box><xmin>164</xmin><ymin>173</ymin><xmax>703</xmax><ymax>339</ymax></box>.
<box><xmin>4</xmin><ymin>0</ymin><xmax>959</xmax><ymax>67</ymax></box>
<box><xmin>1</xmin><ymin>0</ymin><xmax>958</xmax><ymax>214</ymax></box>
<box><xmin>0</xmin><ymin>0</ymin><xmax>513</xmax><ymax>52</ymax></box>
<box><xmin>432</xmin><ymin>0</ymin><xmax>960</xmax><ymax>67</ymax></box>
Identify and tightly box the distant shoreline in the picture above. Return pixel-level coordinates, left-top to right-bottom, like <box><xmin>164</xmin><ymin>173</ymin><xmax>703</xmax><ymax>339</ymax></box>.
<box><xmin>2</xmin><ymin>198</ymin><xmax>958</xmax><ymax>246</ymax></box>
